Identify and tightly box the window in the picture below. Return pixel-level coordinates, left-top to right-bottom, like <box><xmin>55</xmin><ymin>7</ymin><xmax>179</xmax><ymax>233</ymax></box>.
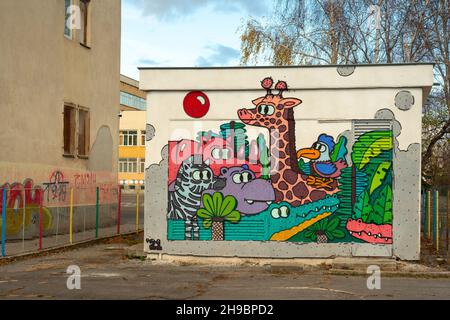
<box><xmin>64</xmin><ymin>0</ymin><xmax>72</xmax><ymax>39</ymax></box>
<box><xmin>119</xmin><ymin>158</ymin><xmax>127</xmax><ymax>173</ymax></box>
<box><xmin>119</xmin><ymin>158</ymin><xmax>138</xmax><ymax>173</ymax></box>
<box><xmin>128</xmin><ymin>158</ymin><xmax>138</xmax><ymax>173</ymax></box>
<box><xmin>141</xmin><ymin>130</ymin><xmax>146</xmax><ymax>146</ymax></box>
<box><xmin>120</xmin><ymin>130</ymin><xmax>138</xmax><ymax>146</ymax></box>
<box><xmin>63</xmin><ymin>104</ymin><xmax>90</xmax><ymax>158</ymax></box>
<box><xmin>120</xmin><ymin>92</ymin><xmax>146</xmax><ymax>110</ymax></box>
<box><xmin>140</xmin><ymin>158</ymin><xmax>145</xmax><ymax>173</ymax></box>
<box><xmin>79</xmin><ymin>0</ymin><xmax>90</xmax><ymax>47</ymax></box>
<box><xmin>63</xmin><ymin>104</ymin><xmax>76</xmax><ymax>155</ymax></box>
<box><xmin>78</xmin><ymin>108</ymin><xmax>90</xmax><ymax>157</ymax></box>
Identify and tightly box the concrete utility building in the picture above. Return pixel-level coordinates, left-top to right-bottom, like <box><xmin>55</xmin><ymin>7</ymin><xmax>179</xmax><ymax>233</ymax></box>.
<box><xmin>0</xmin><ymin>0</ymin><xmax>121</xmax><ymax>237</ymax></box>
<box><xmin>140</xmin><ymin>64</ymin><xmax>433</xmax><ymax>260</ymax></box>
<box><xmin>119</xmin><ymin>75</ymin><xmax>147</xmax><ymax>190</ymax></box>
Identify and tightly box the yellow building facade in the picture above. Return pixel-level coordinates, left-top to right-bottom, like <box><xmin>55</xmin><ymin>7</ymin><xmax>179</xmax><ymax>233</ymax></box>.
<box><xmin>119</xmin><ymin>76</ymin><xmax>146</xmax><ymax>189</ymax></box>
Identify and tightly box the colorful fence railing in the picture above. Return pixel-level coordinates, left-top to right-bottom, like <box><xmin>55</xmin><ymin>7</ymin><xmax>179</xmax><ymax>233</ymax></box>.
<box><xmin>421</xmin><ymin>187</ymin><xmax>449</xmax><ymax>256</ymax></box>
<box><xmin>0</xmin><ymin>186</ymin><xmax>143</xmax><ymax>257</ymax></box>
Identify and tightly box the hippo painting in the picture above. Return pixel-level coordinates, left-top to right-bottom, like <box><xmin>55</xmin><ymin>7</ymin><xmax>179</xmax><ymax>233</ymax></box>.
<box><xmin>203</xmin><ymin>165</ymin><xmax>275</xmax><ymax>215</ymax></box>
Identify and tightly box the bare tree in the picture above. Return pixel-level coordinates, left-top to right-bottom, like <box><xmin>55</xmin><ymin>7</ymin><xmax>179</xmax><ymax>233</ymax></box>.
<box><xmin>240</xmin><ymin>0</ymin><xmax>449</xmax><ymax>184</ymax></box>
<box><xmin>240</xmin><ymin>0</ymin><xmax>358</xmax><ymax>65</ymax></box>
<box><xmin>416</xmin><ymin>0</ymin><xmax>450</xmax><ymax>183</ymax></box>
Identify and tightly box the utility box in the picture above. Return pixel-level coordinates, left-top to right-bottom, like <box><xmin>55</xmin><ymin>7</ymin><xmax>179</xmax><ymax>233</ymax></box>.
<box><xmin>140</xmin><ymin>64</ymin><xmax>433</xmax><ymax>260</ymax></box>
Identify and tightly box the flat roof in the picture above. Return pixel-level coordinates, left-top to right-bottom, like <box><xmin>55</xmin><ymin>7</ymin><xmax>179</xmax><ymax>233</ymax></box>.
<box><xmin>139</xmin><ymin>63</ymin><xmax>435</xmax><ymax>92</ymax></box>
<box><xmin>120</xmin><ymin>74</ymin><xmax>139</xmax><ymax>87</ymax></box>
<box><xmin>138</xmin><ymin>62</ymin><xmax>434</xmax><ymax>70</ymax></box>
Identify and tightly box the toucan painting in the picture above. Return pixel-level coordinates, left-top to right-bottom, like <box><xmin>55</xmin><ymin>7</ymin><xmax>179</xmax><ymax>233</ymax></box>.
<box><xmin>297</xmin><ymin>134</ymin><xmax>348</xmax><ymax>179</ymax></box>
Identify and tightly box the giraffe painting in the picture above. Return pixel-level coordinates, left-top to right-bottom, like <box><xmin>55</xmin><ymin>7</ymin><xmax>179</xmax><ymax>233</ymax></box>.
<box><xmin>237</xmin><ymin>77</ymin><xmax>338</xmax><ymax>207</ymax></box>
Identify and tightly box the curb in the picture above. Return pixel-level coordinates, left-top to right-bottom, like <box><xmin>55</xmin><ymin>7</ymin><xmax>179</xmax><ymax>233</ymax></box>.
<box><xmin>144</xmin><ymin>253</ymin><xmax>449</xmax><ymax>278</ymax></box>
<box><xmin>124</xmin><ymin>243</ymin><xmax>147</xmax><ymax>259</ymax></box>
<box><xmin>0</xmin><ymin>230</ymin><xmax>144</xmax><ymax>266</ymax></box>
<box><xmin>146</xmin><ymin>253</ymin><xmax>333</xmax><ymax>270</ymax></box>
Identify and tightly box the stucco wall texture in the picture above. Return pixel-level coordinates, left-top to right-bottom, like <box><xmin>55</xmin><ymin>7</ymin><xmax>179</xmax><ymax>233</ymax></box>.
<box><xmin>0</xmin><ymin>0</ymin><xmax>121</xmax><ymax>235</ymax></box>
<box><xmin>141</xmin><ymin>64</ymin><xmax>433</xmax><ymax>260</ymax></box>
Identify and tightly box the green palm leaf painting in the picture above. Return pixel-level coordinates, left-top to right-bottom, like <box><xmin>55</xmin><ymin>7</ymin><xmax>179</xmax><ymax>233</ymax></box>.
<box><xmin>352</xmin><ymin>131</ymin><xmax>392</xmax><ymax>170</ymax></box>
<box><xmin>197</xmin><ymin>192</ymin><xmax>241</xmax><ymax>240</ymax></box>
<box><xmin>303</xmin><ymin>216</ymin><xmax>345</xmax><ymax>243</ymax></box>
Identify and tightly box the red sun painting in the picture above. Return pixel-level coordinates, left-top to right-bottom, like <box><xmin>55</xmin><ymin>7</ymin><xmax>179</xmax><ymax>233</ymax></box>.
<box><xmin>183</xmin><ymin>91</ymin><xmax>210</xmax><ymax>118</ymax></box>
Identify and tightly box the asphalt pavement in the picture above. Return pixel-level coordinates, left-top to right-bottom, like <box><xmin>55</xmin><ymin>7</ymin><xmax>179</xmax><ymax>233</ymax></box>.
<box><xmin>0</xmin><ymin>235</ymin><xmax>449</xmax><ymax>300</ymax></box>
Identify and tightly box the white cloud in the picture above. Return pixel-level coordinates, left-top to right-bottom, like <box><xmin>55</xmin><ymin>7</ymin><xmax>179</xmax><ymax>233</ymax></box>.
<box><xmin>127</xmin><ymin>0</ymin><xmax>268</xmax><ymax>20</ymax></box>
<box><xmin>120</xmin><ymin>0</ymin><xmax>271</xmax><ymax>78</ymax></box>
<box><xmin>196</xmin><ymin>44</ymin><xmax>241</xmax><ymax>67</ymax></box>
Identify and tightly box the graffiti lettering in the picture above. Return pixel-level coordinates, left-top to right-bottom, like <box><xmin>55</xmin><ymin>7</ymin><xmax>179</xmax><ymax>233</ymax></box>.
<box><xmin>74</xmin><ymin>172</ymin><xmax>96</xmax><ymax>188</ymax></box>
<box><xmin>146</xmin><ymin>238</ymin><xmax>162</xmax><ymax>250</ymax></box>
<box><xmin>0</xmin><ymin>179</ymin><xmax>52</xmax><ymax>235</ymax></box>
<box><xmin>43</xmin><ymin>170</ymin><xmax>69</xmax><ymax>202</ymax></box>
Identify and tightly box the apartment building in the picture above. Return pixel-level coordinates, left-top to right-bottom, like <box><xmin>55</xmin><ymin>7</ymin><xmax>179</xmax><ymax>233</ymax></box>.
<box><xmin>0</xmin><ymin>0</ymin><xmax>121</xmax><ymax>236</ymax></box>
<box><xmin>119</xmin><ymin>75</ymin><xmax>146</xmax><ymax>190</ymax></box>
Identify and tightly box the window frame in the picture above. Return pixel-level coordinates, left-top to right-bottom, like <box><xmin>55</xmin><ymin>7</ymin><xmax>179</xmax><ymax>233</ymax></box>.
<box><xmin>77</xmin><ymin>106</ymin><xmax>90</xmax><ymax>158</ymax></box>
<box><xmin>119</xmin><ymin>158</ymin><xmax>139</xmax><ymax>173</ymax></box>
<box><xmin>119</xmin><ymin>158</ymin><xmax>128</xmax><ymax>173</ymax></box>
<box><xmin>63</xmin><ymin>103</ymin><xmax>77</xmax><ymax>157</ymax></box>
<box><xmin>119</xmin><ymin>130</ymin><xmax>138</xmax><ymax>146</ymax></box>
<box><xmin>64</xmin><ymin>0</ymin><xmax>73</xmax><ymax>40</ymax></box>
<box><xmin>120</xmin><ymin>91</ymin><xmax>146</xmax><ymax>110</ymax></box>
<box><xmin>128</xmin><ymin>158</ymin><xmax>138</xmax><ymax>173</ymax></box>
<box><xmin>79</xmin><ymin>0</ymin><xmax>91</xmax><ymax>48</ymax></box>
<box><xmin>62</xmin><ymin>103</ymin><xmax>90</xmax><ymax>159</ymax></box>
<box><xmin>140</xmin><ymin>130</ymin><xmax>146</xmax><ymax>146</ymax></box>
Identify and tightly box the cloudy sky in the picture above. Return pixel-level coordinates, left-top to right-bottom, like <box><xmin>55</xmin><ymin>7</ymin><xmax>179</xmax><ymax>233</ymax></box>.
<box><xmin>120</xmin><ymin>0</ymin><xmax>272</xmax><ymax>79</ymax></box>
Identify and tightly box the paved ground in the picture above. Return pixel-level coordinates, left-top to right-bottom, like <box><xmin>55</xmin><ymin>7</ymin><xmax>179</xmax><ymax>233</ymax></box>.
<box><xmin>0</xmin><ymin>236</ymin><xmax>449</xmax><ymax>299</ymax></box>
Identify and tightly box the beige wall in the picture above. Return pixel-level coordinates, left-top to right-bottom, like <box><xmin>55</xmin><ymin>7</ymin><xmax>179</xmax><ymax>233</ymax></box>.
<box><xmin>0</xmin><ymin>0</ymin><xmax>121</xmax><ymax>181</ymax></box>
<box><xmin>119</xmin><ymin>111</ymin><xmax>146</xmax><ymax>131</ymax></box>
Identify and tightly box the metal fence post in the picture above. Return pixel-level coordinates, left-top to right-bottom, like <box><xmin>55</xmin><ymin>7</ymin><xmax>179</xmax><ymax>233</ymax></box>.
<box><xmin>436</xmin><ymin>190</ymin><xmax>439</xmax><ymax>254</ymax></box>
<box><xmin>2</xmin><ymin>187</ymin><xmax>6</xmax><ymax>257</ymax></box>
<box><xmin>95</xmin><ymin>187</ymin><xmax>99</xmax><ymax>239</ymax></box>
<box><xmin>38</xmin><ymin>191</ymin><xmax>43</xmax><ymax>251</ymax></box>
<box><xmin>22</xmin><ymin>189</ymin><xmax>26</xmax><ymax>253</ymax></box>
<box><xmin>136</xmin><ymin>188</ymin><xmax>139</xmax><ymax>233</ymax></box>
<box><xmin>117</xmin><ymin>186</ymin><xmax>121</xmax><ymax>235</ymax></box>
<box><xmin>69</xmin><ymin>188</ymin><xmax>74</xmax><ymax>244</ymax></box>
<box><xmin>447</xmin><ymin>189</ymin><xmax>449</xmax><ymax>254</ymax></box>
<box><xmin>421</xmin><ymin>191</ymin><xmax>425</xmax><ymax>235</ymax></box>
<box><xmin>55</xmin><ymin>206</ymin><xmax>59</xmax><ymax>246</ymax></box>
<box><xmin>427</xmin><ymin>190</ymin><xmax>431</xmax><ymax>240</ymax></box>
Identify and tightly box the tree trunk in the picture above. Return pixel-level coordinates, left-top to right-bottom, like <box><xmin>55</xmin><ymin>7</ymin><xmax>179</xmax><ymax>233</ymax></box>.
<box><xmin>316</xmin><ymin>231</ymin><xmax>328</xmax><ymax>244</ymax></box>
<box><xmin>211</xmin><ymin>220</ymin><xmax>224</xmax><ymax>241</ymax></box>
<box><xmin>374</xmin><ymin>0</ymin><xmax>383</xmax><ymax>63</ymax></box>
<box><xmin>328</xmin><ymin>3</ymin><xmax>338</xmax><ymax>64</ymax></box>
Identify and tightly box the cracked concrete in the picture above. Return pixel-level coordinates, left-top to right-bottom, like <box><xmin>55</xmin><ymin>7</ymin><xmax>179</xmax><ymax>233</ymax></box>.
<box><xmin>0</xmin><ymin>237</ymin><xmax>449</xmax><ymax>299</ymax></box>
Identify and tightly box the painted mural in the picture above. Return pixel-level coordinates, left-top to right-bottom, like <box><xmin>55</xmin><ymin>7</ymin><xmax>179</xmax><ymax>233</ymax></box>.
<box><xmin>167</xmin><ymin>77</ymin><xmax>393</xmax><ymax>244</ymax></box>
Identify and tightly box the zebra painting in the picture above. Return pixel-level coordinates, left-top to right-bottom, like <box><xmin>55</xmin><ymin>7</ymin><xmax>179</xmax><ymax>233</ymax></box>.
<box><xmin>168</xmin><ymin>155</ymin><xmax>225</xmax><ymax>240</ymax></box>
